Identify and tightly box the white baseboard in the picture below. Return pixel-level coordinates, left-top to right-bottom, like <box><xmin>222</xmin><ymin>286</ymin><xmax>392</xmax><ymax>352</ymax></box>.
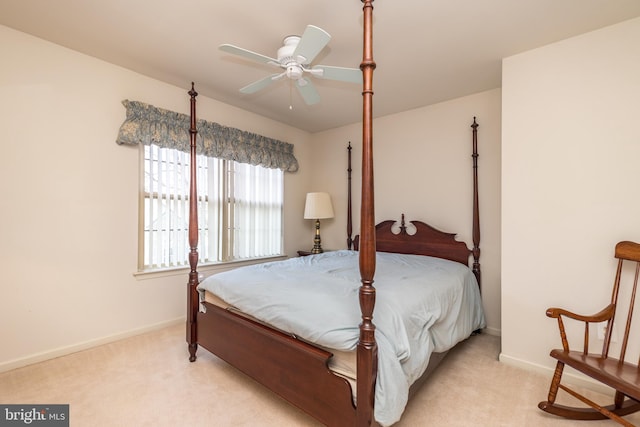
<box><xmin>482</xmin><ymin>326</ymin><xmax>501</xmax><ymax>337</ymax></box>
<box><xmin>499</xmin><ymin>352</ymin><xmax>614</xmax><ymax>397</ymax></box>
<box><xmin>0</xmin><ymin>317</ymin><xmax>185</xmax><ymax>374</ymax></box>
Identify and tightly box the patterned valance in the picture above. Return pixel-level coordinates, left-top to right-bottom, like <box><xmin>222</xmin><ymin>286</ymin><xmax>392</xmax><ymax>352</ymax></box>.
<box><xmin>116</xmin><ymin>100</ymin><xmax>299</xmax><ymax>172</ymax></box>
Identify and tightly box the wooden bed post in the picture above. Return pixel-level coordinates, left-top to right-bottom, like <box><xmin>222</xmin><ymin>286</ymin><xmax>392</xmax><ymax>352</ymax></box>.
<box><xmin>471</xmin><ymin>117</ymin><xmax>481</xmax><ymax>290</ymax></box>
<box><xmin>187</xmin><ymin>82</ymin><xmax>199</xmax><ymax>362</ymax></box>
<box><xmin>357</xmin><ymin>1</ymin><xmax>377</xmax><ymax>426</ymax></box>
<box><xmin>347</xmin><ymin>142</ymin><xmax>353</xmax><ymax>250</ymax></box>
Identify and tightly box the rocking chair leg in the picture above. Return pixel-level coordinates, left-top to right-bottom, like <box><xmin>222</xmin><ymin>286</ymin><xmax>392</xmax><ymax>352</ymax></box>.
<box><xmin>539</xmin><ymin>361</ymin><xmax>569</xmax><ymax>414</ymax></box>
<box><xmin>547</xmin><ymin>361</ymin><xmax>564</xmax><ymax>404</ymax></box>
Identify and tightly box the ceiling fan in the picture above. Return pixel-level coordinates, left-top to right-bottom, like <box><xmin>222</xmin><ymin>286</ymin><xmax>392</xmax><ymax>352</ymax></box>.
<box><xmin>219</xmin><ymin>25</ymin><xmax>362</xmax><ymax>106</ymax></box>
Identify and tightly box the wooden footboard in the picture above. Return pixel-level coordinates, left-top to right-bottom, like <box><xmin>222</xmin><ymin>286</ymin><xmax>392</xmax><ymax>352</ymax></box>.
<box><xmin>197</xmin><ymin>302</ymin><xmax>357</xmax><ymax>426</ymax></box>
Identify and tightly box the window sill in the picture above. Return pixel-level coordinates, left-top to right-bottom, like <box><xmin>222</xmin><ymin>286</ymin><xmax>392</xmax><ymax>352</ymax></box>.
<box><xmin>133</xmin><ymin>254</ymin><xmax>288</xmax><ymax>281</ymax></box>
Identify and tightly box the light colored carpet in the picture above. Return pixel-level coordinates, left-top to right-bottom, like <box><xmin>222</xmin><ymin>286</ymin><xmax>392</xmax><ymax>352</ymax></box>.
<box><xmin>0</xmin><ymin>324</ymin><xmax>637</xmax><ymax>426</ymax></box>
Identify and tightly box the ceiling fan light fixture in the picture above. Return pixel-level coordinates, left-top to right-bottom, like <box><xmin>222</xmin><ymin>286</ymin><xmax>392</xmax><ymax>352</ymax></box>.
<box><xmin>285</xmin><ymin>64</ymin><xmax>303</xmax><ymax>79</ymax></box>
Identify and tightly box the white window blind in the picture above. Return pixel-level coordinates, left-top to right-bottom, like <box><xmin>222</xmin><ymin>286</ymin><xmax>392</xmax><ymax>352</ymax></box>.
<box><xmin>141</xmin><ymin>144</ymin><xmax>283</xmax><ymax>271</ymax></box>
<box><xmin>231</xmin><ymin>162</ymin><xmax>284</xmax><ymax>259</ymax></box>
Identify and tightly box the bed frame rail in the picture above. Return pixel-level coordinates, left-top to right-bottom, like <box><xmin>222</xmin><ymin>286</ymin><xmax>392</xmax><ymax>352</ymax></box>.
<box><xmin>198</xmin><ymin>302</ymin><xmax>357</xmax><ymax>425</ymax></box>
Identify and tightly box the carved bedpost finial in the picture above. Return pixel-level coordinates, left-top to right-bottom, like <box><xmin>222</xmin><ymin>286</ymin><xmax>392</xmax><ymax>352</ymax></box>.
<box><xmin>399</xmin><ymin>214</ymin><xmax>408</xmax><ymax>235</ymax></box>
<box><xmin>189</xmin><ymin>81</ymin><xmax>198</xmax><ymax>98</ymax></box>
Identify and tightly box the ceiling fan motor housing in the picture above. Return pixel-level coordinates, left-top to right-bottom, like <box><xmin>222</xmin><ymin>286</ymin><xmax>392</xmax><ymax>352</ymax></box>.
<box><xmin>278</xmin><ymin>35</ymin><xmax>306</xmax><ymax>64</ymax></box>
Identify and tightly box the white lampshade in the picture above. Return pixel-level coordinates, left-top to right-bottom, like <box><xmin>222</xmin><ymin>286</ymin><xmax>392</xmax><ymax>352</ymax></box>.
<box><xmin>303</xmin><ymin>192</ymin><xmax>334</xmax><ymax>219</ymax></box>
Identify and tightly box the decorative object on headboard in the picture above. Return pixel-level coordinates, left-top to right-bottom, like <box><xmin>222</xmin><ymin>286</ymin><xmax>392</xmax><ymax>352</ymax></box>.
<box><xmin>303</xmin><ymin>192</ymin><xmax>334</xmax><ymax>254</ymax></box>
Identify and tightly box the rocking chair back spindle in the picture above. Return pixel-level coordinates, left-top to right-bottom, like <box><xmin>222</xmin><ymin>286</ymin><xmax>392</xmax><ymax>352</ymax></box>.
<box><xmin>539</xmin><ymin>241</ymin><xmax>640</xmax><ymax>426</ymax></box>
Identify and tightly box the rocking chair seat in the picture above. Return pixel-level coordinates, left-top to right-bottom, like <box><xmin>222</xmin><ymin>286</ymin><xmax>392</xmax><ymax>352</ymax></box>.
<box><xmin>550</xmin><ymin>349</ymin><xmax>640</xmax><ymax>402</ymax></box>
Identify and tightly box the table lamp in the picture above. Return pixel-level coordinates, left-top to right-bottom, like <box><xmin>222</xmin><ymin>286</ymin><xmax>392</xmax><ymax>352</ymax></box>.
<box><xmin>303</xmin><ymin>192</ymin><xmax>334</xmax><ymax>254</ymax></box>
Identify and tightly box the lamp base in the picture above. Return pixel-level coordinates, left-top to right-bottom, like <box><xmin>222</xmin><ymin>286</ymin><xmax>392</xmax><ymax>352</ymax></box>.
<box><xmin>311</xmin><ymin>219</ymin><xmax>324</xmax><ymax>254</ymax></box>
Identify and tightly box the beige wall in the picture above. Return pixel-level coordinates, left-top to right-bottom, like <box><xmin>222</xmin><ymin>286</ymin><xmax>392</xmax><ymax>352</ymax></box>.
<box><xmin>308</xmin><ymin>90</ymin><xmax>503</xmax><ymax>336</ymax></box>
<box><xmin>0</xmin><ymin>25</ymin><xmax>313</xmax><ymax>371</ymax></box>
<box><xmin>501</xmin><ymin>16</ymin><xmax>640</xmax><ymax>386</ymax></box>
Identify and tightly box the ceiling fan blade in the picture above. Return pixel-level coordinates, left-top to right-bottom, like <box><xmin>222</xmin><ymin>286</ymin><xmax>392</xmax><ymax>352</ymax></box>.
<box><xmin>296</xmin><ymin>78</ymin><xmax>320</xmax><ymax>105</ymax></box>
<box><xmin>239</xmin><ymin>74</ymin><xmax>282</xmax><ymax>94</ymax></box>
<box><xmin>219</xmin><ymin>44</ymin><xmax>278</xmax><ymax>65</ymax></box>
<box><xmin>311</xmin><ymin>65</ymin><xmax>362</xmax><ymax>84</ymax></box>
<box><xmin>293</xmin><ymin>25</ymin><xmax>331</xmax><ymax>64</ymax></box>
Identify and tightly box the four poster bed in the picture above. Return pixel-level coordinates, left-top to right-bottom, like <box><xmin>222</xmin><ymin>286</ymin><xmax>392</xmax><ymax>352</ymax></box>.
<box><xmin>186</xmin><ymin>1</ymin><xmax>484</xmax><ymax>426</ymax></box>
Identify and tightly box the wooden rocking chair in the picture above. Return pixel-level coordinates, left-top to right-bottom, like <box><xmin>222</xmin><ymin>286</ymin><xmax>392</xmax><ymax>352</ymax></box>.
<box><xmin>539</xmin><ymin>241</ymin><xmax>640</xmax><ymax>427</ymax></box>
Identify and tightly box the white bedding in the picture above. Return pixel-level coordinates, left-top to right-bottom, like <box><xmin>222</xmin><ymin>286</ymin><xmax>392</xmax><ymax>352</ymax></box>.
<box><xmin>198</xmin><ymin>250</ymin><xmax>485</xmax><ymax>426</ymax></box>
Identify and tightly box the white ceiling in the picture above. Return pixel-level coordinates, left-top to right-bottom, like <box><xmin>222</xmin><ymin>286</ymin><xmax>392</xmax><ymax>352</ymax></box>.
<box><xmin>2</xmin><ymin>0</ymin><xmax>640</xmax><ymax>133</ymax></box>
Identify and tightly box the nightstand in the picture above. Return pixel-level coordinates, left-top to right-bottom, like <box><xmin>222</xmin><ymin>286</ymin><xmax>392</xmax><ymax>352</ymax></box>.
<box><xmin>298</xmin><ymin>250</ymin><xmax>333</xmax><ymax>256</ymax></box>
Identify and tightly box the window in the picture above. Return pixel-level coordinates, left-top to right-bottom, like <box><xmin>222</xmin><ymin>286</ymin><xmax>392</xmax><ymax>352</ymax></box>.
<box><xmin>140</xmin><ymin>144</ymin><xmax>283</xmax><ymax>271</ymax></box>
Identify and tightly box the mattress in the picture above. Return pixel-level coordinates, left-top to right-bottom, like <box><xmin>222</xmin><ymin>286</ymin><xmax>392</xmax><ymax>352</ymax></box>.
<box><xmin>202</xmin><ymin>290</ymin><xmax>358</xmax><ymax>384</ymax></box>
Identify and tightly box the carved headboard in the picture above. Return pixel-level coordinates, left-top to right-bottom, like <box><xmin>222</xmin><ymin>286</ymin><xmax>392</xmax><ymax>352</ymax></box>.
<box><xmin>353</xmin><ymin>214</ymin><xmax>472</xmax><ymax>266</ymax></box>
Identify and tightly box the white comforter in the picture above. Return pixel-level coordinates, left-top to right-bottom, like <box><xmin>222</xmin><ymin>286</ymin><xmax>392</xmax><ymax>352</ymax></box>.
<box><xmin>198</xmin><ymin>250</ymin><xmax>485</xmax><ymax>426</ymax></box>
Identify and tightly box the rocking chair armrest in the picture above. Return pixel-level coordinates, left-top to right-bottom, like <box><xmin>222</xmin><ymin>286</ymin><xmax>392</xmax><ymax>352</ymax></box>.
<box><xmin>547</xmin><ymin>304</ymin><xmax>616</xmax><ymax>353</ymax></box>
<box><xmin>546</xmin><ymin>304</ymin><xmax>615</xmax><ymax>323</ymax></box>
